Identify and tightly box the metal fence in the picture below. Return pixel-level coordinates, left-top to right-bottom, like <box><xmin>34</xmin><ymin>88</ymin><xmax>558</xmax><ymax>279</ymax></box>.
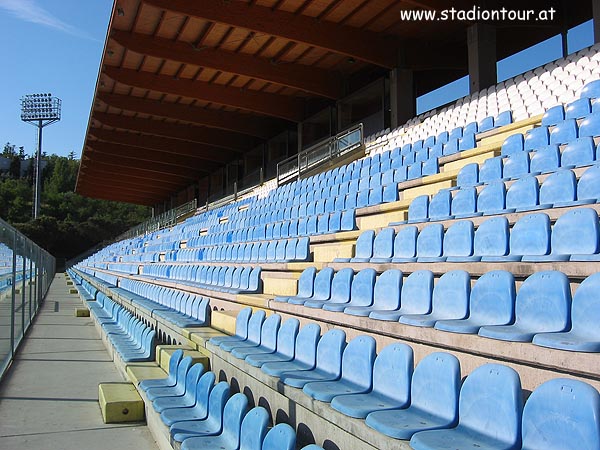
<box><xmin>277</xmin><ymin>123</ymin><xmax>364</xmax><ymax>185</ymax></box>
<box><xmin>0</xmin><ymin>218</ymin><xmax>55</xmax><ymax>379</ymax></box>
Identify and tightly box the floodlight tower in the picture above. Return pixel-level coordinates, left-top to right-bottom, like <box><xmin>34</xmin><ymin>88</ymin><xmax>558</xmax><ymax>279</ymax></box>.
<box><xmin>20</xmin><ymin>93</ymin><xmax>61</xmax><ymax>219</ymax></box>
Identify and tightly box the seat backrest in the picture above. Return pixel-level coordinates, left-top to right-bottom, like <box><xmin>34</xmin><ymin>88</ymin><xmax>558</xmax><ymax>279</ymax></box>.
<box><xmin>276</xmin><ymin>318</ymin><xmax>300</xmax><ymax>358</ymax></box>
<box><xmin>443</xmin><ymin>220</ymin><xmax>474</xmax><ymax>257</ymax></box>
<box><xmin>295</xmin><ymin>323</ymin><xmax>321</xmax><ymax>366</ymax></box>
<box><xmin>184</xmin><ymin>363</ymin><xmax>205</xmax><ymax>397</ymax></box>
<box><xmin>372</xmin><ymin>269</ymin><xmax>403</xmax><ymax>310</ymax></box>
<box><xmin>259</xmin><ymin>314</ymin><xmax>282</xmax><ymax>351</ymax></box>
<box><xmin>340</xmin><ymin>335</ymin><xmax>376</xmax><ymax>388</ymax></box>
<box><xmin>330</xmin><ymin>268</ymin><xmax>354</xmax><ymax>303</ymax></box>
<box><xmin>477</xmin><ymin>180</ymin><xmax>506</xmax><ymax>213</ymax></box>
<box><xmin>550</xmin><ymin>119</ymin><xmax>578</xmax><ymax>145</ymax></box>
<box><xmin>315</xmin><ymin>329</ymin><xmax>346</xmax><ymax>376</ymax></box>
<box><xmin>296</xmin><ymin>267</ymin><xmax>317</xmax><ymax>298</ymax></box>
<box><xmin>313</xmin><ymin>267</ymin><xmax>334</xmax><ymax>301</ymax></box>
<box><xmin>372</xmin><ymin>343</ymin><xmax>413</xmax><ymax>404</ymax></box>
<box><xmin>539</xmin><ymin>169</ymin><xmax>577</xmax><ymax>205</ymax></box>
<box><xmin>578</xmin><ymin>111</ymin><xmax>600</xmax><ymax>138</ymax></box>
<box><xmin>506</xmin><ymin>175</ymin><xmax>539</xmax><ymax>210</ymax></box>
<box><xmin>408</xmin><ymin>195</ymin><xmax>429</xmax><ymax>222</ymax></box>
<box><xmin>206</xmin><ymin>381</ymin><xmax>231</xmax><ymax>425</ymax></box>
<box><xmin>458</xmin><ymin>364</ymin><xmax>523</xmax><ymax>446</ymax></box>
<box><xmin>167</xmin><ymin>349</ymin><xmax>184</xmax><ymax>376</ymax></box>
<box><xmin>551</xmin><ymin>208</ymin><xmax>600</xmax><ymax>256</ymax></box>
<box><xmin>416</xmin><ymin>223</ymin><xmax>444</xmax><ymax>258</ymax></box>
<box><xmin>479</xmin><ymin>156</ymin><xmax>503</xmax><ymax>183</ymax></box>
<box><xmin>220</xmin><ymin>393</ymin><xmax>250</xmax><ymax>449</ymax></box>
<box><xmin>577</xmin><ymin>164</ymin><xmax>600</xmax><ymax>202</ymax></box>
<box><xmin>469</xmin><ymin>270</ymin><xmax>516</xmax><ymax>325</ymax></box>
<box><xmin>246</xmin><ymin>310</ymin><xmax>267</xmax><ymax>345</ymax></box>
<box><xmin>456</xmin><ymin>163</ymin><xmax>479</xmax><ymax>187</ymax></box>
<box><xmin>239</xmin><ymin>407</ymin><xmax>270</xmax><ymax>450</ymax></box>
<box><xmin>193</xmin><ymin>371</ymin><xmax>216</xmax><ymax>417</ymax></box>
<box><xmin>428</xmin><ymin>190</ymin><xmax>452</xmax><ymax>220</ymax></box>
<box><xmin>515</xmin><ymin>271</ymin><xmax>571</xmax><ymax>331</ymax></box>
<box><xmin>354</xmin><ymin>230</ymin><xmax>375</xmax><ymax>259</ymax></box>
<box><xmin>262</xmin><ymin>423</ymin><xmax>296</xmax><ymax>450</ymax></box>
<box><xmin>450</xmin><ymin>187</ymin><xmax>477</xmax><ymax>216</ymax></box>
<box><xmin>510</xmin><ymin>213</ymin><xmax>551</xmax><ymax>256</ymax></box>
<box><xmin>410</xmin><ymin>352</ymin><xmax>460</xmax><ymax>422</ymax></box>
<box><xmin>372</xmin><ymin>228</ymin><xmax>395</xmax><ymax>259</ymax></box>
<box><xmin>502</xmin><ymin>133</ymin><xmax>525</xmax><ymax>155</ymax></box>
<box><xmin>525</xmin><ymin>126</ymin><xmax>550</xmax><ymax>150</ymax></box>
<box><xmin>541</xmin><ymin>105</ymin><xmax>565</xmax><ymax>127</ymax></box>
<box><xmin>431</xmin><ymin>270</ymin><xmax>470</xmax><ymax>318</ymax></box>
<box><xmin>348</xmin><ymin>268</ymin><xmax>376</xmax><ymax>306</ymax></box>
<box><xmin>530</xmin><ymin>144</ymin><xmax>560</xmax><ymax>174</ymax></box>
<box><xmin>400</xmin><ymin>270</ymin><xmax>434</xmax><ymax>314</ymax></box>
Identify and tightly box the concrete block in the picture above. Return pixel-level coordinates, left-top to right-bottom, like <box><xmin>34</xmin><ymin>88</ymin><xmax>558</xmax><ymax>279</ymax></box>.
<box><xmin>157</xmin><ymin>346</ymin><xmax>209</xmax><ymax>373</ymax></box>
<box><xmin>74</xmin><ymin>308</ymin><xmax>90</xmax><ymax>317</ymax></box>
<box><xmin>313</xmin><ymin>242</ymin><xmax>355</xmax><ymax>263</ymax></box>
<box><xmin>210</xmin><ymin>310</ymin><xmax>238</xmax><ymax>335</ymax></box>
<box><xmin>443</xmin><ymin>150</ymin><xmax>498</xmax><ymax>172</ymax></box>
<box><xmin>126</xmin><ymin>364</ymin><xmax>168</xmax><ymax>386</ymax></box>
<box><xmin>262</xmin><ymin>276</ymin><xmax>298</xmax><ymax>296</ymax></box>
<box><xmin>66</xmin><ymin>281</ymin><xmax>73</xmax><ymax>286</ymax></box>
<box><xmin>402</xmin><ymin>180</ymin><xmax>455</xmax><ymax>200</ymax></box>
<box><xmin>358</xmin><ymin>210</ymin><xmax>407</xmax><ymax>230</ymax></box>
<box><xmin>98</xmin><ymin>383</ymin><xmax>144</xmax><ymax>423</ymax></box>
<box><xmin>70</xmin><ymin>288</ymin><xmax>79</xmax><ymax>295</ymax></box>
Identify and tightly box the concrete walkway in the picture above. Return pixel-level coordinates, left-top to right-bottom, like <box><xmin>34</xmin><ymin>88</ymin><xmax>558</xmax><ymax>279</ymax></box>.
<box><xmin>0</xmin><ymin>273</ymin><xmax>158</xmax><ymax>450</ymax></box>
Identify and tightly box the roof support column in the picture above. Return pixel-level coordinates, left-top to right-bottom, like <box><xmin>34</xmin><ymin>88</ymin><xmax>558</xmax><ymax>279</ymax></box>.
<box><xmin>467</xmin><ymin>23</ymin><xmax>497</xmax><ymax>94</ymax></box>
<box><xmin>594</xmin><ymin>0</ymin><xmax>600</xmax><ymax>43</ymax></box>
<box><xmin>390</xmin><ymin>68</ymin><xmax>415</xmax><ymax>129</ymax></box>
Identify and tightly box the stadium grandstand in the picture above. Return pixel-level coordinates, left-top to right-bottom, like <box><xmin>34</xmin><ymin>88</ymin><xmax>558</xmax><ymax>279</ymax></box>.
<box><xmin>2</xmin><ymin>0</ymin><xmax>600</xmax><ymax>449</ymax></box>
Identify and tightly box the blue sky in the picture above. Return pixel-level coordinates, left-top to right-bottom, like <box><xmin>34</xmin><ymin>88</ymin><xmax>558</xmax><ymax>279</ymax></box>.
<box><xmin>0</xmin><ymin>2</ymin><xmax>595</xmax><ymax>157</ymax></box>
<box><xmin>0</xmin><ymin>0</ymin><xmax>112</xmax><ymax>158</ymax></box>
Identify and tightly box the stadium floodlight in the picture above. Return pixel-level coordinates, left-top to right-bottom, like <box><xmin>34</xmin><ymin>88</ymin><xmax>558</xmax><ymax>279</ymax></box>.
<box><xmin>20</xmin><ymin>93</ymin><xmax>62</xmax><ymax>219</ymax></box>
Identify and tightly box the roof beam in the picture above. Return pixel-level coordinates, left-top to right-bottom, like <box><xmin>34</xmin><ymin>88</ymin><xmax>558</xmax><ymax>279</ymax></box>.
<box><xmin>78</xmin><ymin>181</ymin><xmax>168</xmax><ymax>199</ymax></box>
<box><xmin>86</xmin><ymin>138</ymin><xmax>222</xmax><ymax>171</ymax></box>
<box><xmin>143</xmin><ymin>0</ymin><xmax>397</xmax><ymax>68</ymax></box>
<box><xmin>78</xmin><ymin>160</ymin><xmax>192</xmax><ymax>186</ymax></box>
<box><xmin>111</xmin><ymin>30</ymin><xmax>342</xmax><ymax>99</ymax></box>
<box><xmin>88</xmin><ymin>128</ymin><xmax>238</xmax><ymax>164</ymax></box>
<box><xmin>83</xmin><ymin>150</ymin><xmax>200</xmax><ymax>179</ymax></box>
<box><xmin>97</xmin><ymin>93</ymin><xmax>285</xmax><ymax>139</ymax></box>
<box><xmin>103</xmin><ymin>66</ymin><xmax>305</xmax><ymax>121</ymax></box>
<box><xmin>78</xmin><ymin>166</ymin><xmax>184</xmax><ymax>189</ymax></box>
<box><xmin>78</xmin><ymin>189</ymin><xmax>157</xmax><ymax>206</ymax></box>
<box><xmin>77</xmin><ymin>178</ymin><xmax>173</xmax><ymax>196</ymax></box>
<box><xmin>92</xmin><ymin>112</ymin><xmax>254</xmax><ymax>151</ymax></box>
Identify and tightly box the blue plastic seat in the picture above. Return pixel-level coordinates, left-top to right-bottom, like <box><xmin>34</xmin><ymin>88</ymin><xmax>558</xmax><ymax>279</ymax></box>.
<box><xmin>231</xmin><ymin>314</ymin><xmax>281</xmax><ymax>359</ymax></box>
<box><xmin>506</xmin><ymin>176</ymin><xmax>548</xmax><ymax>212</ymax></box>
<box><xmin>391</xmin><ymin>226</ymin><xmax>418</xmax><ymax>262</ymax></box>
<box><xmin>288</xmin><ymin>267</ymin><xmax>333</xmax><ymax>305</ymax></box>
<box><xmin>483</xmin><ymin>213</ymin><xmax>550</xmax><ymax>262</ymax></box>
<box><xmin>305</xmin><ymin>267</ymin><xmax>353</xmax><ymax>310</ymax></box>
<box><xmin>408</xmin><ymin>162</ymin><xmax>422</xmax><ymax>180</ymax></box>
<box><xmin>580</xmin><ymin>79</ymin><xmax>600</xmax><ymax>99</ymax></box>
<box><xmin>345</xmin><ymin>269</ymin><xmax>402</xmax><ymax>317</ymax></box>
<box><xmin>428</xmin><ymin>190</ymin><xmax>453</xmax><ymax>221</ymax></box>
<box><xmin>451</xmin><ymin>187</ymin><xmax>480</xmax><ymax>218</ymax></box>
<box><xmin>153</xmin><ymin>363</ymin><xmax>205</xmax><ymax>413</ymax></box>
<box><xmin>303</xmin><ymin>335</ymin><xmax>376</xmax><ymax>402</ymax></box>
<box><xmin>577</xmin><ymin>164</ymin><xmax>600</xmax><ymax>203</ymax></box>
<box><xmin>422</xmin><ymin>157</ymin><xmax>439</xmax><ymax>176</ymax></box>
<box><xmin>279</xmin><ymin>329</ymin><xmax>346</xmax><ymax>388</ymax></box>
<box><xmin>479</xmin><ymin>156</ymin><xmax>503</xmax><ymax>183</ymax></box>
<box><xmin>477</xmin><ymin>181</ymin><xmax>511</xmax><ymax>215</ymax></box>
<box><xmin>140</xmin><ymin>348</ymin><xmax>183</xmax><ymax>391</ymax></box>
<box><xmin>336</xmin><ymin>230</ymin><xmax>374</xmax><ymax>263</ymax></box>
<box><xmin>539</xmin><ymin>169</ymin><xmax>578</xmax><ymax>207</ymax></box>
<box><xmin>530</xmin><ymin>144</ymin><xmax>560</xmax><ymax>173</ymax></box>
<box><xmin>561</xmin><ymin>136</ymin><xmax>596</xmax><ymax>168</ymax></box>
<box><xmin>262</xmin><ymin>423</ymin><xmax>296</xmax><ymax>450</ymax></box>
<box><xmin>261</xmin><ymin>323</ymin><xmax>320</xmax><ymax>377</ymax></box>
<box><xmin>370</xmin><ymin>270</ymin><xmax>434</xmax><ymax>321</ymax></box>
<box><xmin>550</xmin><ymin>119</ymin><xmax>578</xmax><ymax>145</ymax></box>
<box><xmin>324</xmin><ymin>268</ymin><xmax>375</xmax><ymax>312</ymax></box>
<box><xmin>341</xmin><ymin>208</ymin><xmax>356</xmax><ymax>230</ymax></box>
<box><xmin>458</xmin><ymin>133</ymin><xmax>476</xmax><ymax>151</ymax></box>
<box><xmin>410</xmin><ymin>364</ymin><xmax>523</xmax><ymax>450</ymax></box>
<box><xmin>479</xmin><ymin>271</ymin><xmax>571</xmax><ymax>342</ymax></box>
<box><xmin>525</xmin><ymin>126</ymin><xmax>550</xmax><ymax>151</ymax></box>
<box><xmin>370</xmin><ymin>228</ymin><xmax>395</xmax><ymax>263</ymax></box>
<box><xmin>160</xmin><ymin>371</ymin><xmax>216</xmax><ymax>426</ymax></box>
<box><xmin>541</xmin><ymin>105</ymin><xmax>565</xmax><ymax>127</ymax></box>
<box><xmin>578</xmin><ymin>112</ymin><xmax>600</xmax><ymax>138</ymax></box>
<box><xmin>170</xmin><ymin>381</ymin><xmax>231</xmax><ymax>442</ymax></box>
<box><xmin>443</xmin><ymin>139</ymin><xmax>459</xmax><ymax>155</ymax></box>
<box><xmin>331</xmin><ymin>343</ymin><xmax>413</xmax><ymax>418</ymax></box>
<box><xmin>220</xmin><ymin>310</ymin><xmax>266</xmax><ymax>352</ymax></box>
<box><xmin>464</xmin><ymin>122</ymin><xmax>478</xmax><ymax>135</ymax></box>
<box><xmin>435</xmin><ymin>271</ymin><xmax>516</xmax><ymax>334</ymax></box>
<box><xmin>383</xmin><ymin>183</ymin><xmax>399</xmax><ymax>202</ymax></box>
<box><xmin>521</xmin><ymin>378</ymin><xmax>600</xmax><ymax>450</ymax></box>
<box><xmin>415</xmin><ymin>223</ymin><xmax>445</xmax><ymax>262</ymax></box>
<box><xmin>400</xmin><ymin>270</ymin><xmax>470</xmax><ymax>327</ymax></box>
<box><xmin>566</xmin><ymin>97</ymin><xmax>592</xmax><ymax>119</ymax></box>
<box><xmin>146</xmin><ymin>356</ymin><xmax>194</xmax><ymax>401</ymax></box>
<box><xmin>406</xmin><ymin>195</ymin><xmax>430</xmax><ymax>224</ymax></box>
<box><xmin>275</xmin><ymin>267</ymin><xmax>316</xmax><ymax>303</ymax></box>
<box><xmin>525</xmin><ymin>208</ymin><xmax>600</xmax><ymax>262</ymax></box>
<box><xmin>443</xmin><ymin>220</ymin><xmax>477</xmax><ymax>261</ymax></box>
<box><xmin>365</xmin><ymin>352</ymin><xmax>460</xmax><ymax>440</ymax></box>
<box><xmin>449</xmin><ymin>126</ymin><xmax>463</xmax><ymax>140</ymax></box>
<box><xmin>245</xmin><ymin>318</ymin><xmax>299</xmax><ymax>367</ymax></box>
<box><xmin>456</xmin><ymin>163</ymin><xmax>479</xmax><ymax>187</ymax></box>
<box><xmin>532</xmin><ymin>272</ymin><xmax>600</xmax><ymax>352</ymax></box>
<box><xmin>496</xmin><ymin>110</ymin><xmax>512</xmax><ymax>127</ymax></box>
<box><xmin>479</xmin><ymin>116</ymin><xmax>494</xmax><ymax>132</ymax></box>
<box><xmin>504</xmin><ymin>151</ymin><xmax>534</xmax><ymax>179</ymax></box>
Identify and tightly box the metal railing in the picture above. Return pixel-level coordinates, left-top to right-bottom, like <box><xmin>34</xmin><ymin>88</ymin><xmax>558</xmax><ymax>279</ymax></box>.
<box><xmin>0</xmin><ymin>218</ymin><xmax>55</xmax><ymax>379</ymax></box>
<box><xmin>277</xmin><ymin>123</ymin><xmax>364</xmax><ymax>185</ymax></box>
